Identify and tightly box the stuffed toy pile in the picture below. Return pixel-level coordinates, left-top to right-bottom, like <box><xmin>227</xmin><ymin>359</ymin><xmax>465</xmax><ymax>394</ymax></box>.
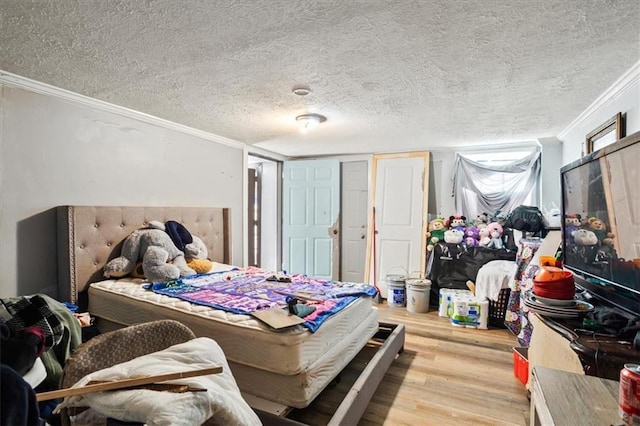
<box><xmin>104</xmin><ymin>220</ymin><xmax>212</xmax><ymax>282</ymax></box>
<box><xmin>564</xmin><ymin>214</ymin><xmax>615</xmax><ymax>248</ymax></box>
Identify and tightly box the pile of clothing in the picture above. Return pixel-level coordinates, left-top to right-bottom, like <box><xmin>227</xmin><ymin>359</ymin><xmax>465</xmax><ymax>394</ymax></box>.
<box><xmin>0</xmin><ymin>294</ymin><xmax>82</xmax><ymax>425</ymax></box>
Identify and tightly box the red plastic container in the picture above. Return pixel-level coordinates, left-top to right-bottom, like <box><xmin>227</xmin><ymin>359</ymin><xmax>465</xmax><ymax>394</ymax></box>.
<box><xmin>533</xmin><ymin>268</ymin><xmax>575</xmax><ymax>300</ymax></box>
<box><xmin>513</xmin><ymin>347</ymin><xmax>529</xmax><ymax>385</ymax></box>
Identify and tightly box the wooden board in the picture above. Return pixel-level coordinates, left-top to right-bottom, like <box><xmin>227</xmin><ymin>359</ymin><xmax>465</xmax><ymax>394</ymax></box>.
<box><xmin>252</xmin><ymin>308</ymin><xmax>306</xmax><ymax>329</ymax></box>
<box><xmin>36</xmin><ymin>366</ymin><xmax>222</xmax><ymax>402</ymax></box>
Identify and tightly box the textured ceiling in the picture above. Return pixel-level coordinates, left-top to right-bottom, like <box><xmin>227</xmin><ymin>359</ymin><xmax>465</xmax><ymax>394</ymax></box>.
<box><xmin>1</xmin><ymin>0</ymin><xmax>639</xmax><ymax>157</ymax></box>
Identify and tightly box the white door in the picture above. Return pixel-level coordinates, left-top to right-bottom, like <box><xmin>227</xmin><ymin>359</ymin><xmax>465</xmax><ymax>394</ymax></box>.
<box><xmin>367</xmin><ymin>153</ymin><xmax>429</xmax><ymax>297</ymax></box>
<box><xmin>283</xmin><ymin>159</ymin><xmax>340</xmax><ymax>279</ymax></box>
<box><xmin>341</xmin><ymin>161</ymin><xmax>368</xmax><ymax>282</ymax></box>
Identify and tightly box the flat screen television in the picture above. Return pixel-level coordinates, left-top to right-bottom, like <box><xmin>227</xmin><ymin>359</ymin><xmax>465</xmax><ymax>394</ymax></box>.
<box><xmin>561</xmin><ymin>130</ymin><xmax>640</xmax><ymax>317</ymax></box>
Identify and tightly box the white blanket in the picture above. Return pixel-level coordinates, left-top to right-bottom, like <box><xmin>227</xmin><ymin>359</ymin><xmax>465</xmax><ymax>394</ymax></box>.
<box><xmin>56</xmin><ymin>337</ymin><xmax>261</xmax><ymax>426</ymax></box>
<box><xmin>474</xmin><ymin>260</ymin><xmax>517</xmax><ymax>301</ymax></box>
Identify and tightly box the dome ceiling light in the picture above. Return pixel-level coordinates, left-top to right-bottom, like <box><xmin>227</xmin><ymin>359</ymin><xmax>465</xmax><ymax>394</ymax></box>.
<box><xmin>296</xmin><ymin>113</ymin><xmax>326</xmax><ymax>132</ymax></box>
<box><xmin>292</xmin><ymin>86</ymin><xmax>311</xmax><ymax>96</ymax></box>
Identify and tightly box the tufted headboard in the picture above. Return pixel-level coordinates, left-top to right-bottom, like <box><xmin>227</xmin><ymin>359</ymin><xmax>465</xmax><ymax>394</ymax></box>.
<box><xmin>57</xmin><ymin>206</ymin><xmax>231</xmax><ymax>306</ymax></box>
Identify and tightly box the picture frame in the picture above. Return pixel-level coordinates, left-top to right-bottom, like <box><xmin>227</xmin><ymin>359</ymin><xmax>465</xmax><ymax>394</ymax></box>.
<box><xmin>585</xmin><ymin>112</ymin><xmax>623</xmax><ymax>154</ymax></box>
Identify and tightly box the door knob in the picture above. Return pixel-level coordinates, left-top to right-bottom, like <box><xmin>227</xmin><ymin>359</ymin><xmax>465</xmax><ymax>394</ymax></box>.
<box><xmin>361</xmin><ymin>235</ymin><xmax>365</xmax><ymax>239</ymax></box>
<box><xmin>333</xmin><ymin>229</ymin><xmax>338</xmax><ymax>235</ymax></box>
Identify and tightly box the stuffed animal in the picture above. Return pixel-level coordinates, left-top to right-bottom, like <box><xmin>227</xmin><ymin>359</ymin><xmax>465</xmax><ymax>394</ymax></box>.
<box><xmin>474</xmin><ymin>212</ymin><xmax>491</xmax><ymax>229</ymax></box>
<box><xmin>572</xmin><ymin>229</ymin><xmax>598</xmax><ymax>246</ymax></box>
<box><xmin>493</xmin><ymin>210</ymin><xmax>507</xmax><ymax>227</ymax></box>
<box><xmin>426</xmin><ymin>218</ymin><xmax>447</xmax><ymax>250</ymax></box>
<box><xmin>185</xmin><ymin>235</ymin><xmax>213</xmax><ymax>273</ymax></box>
<box><xmin>444</xmin><ymin>229</ymin><xmax>464</xmax><ymax>244</ymax></box>
<box><xmin>478</xmin><ymin>227</ymin><xmax>490</xmax><ymax>247</ymax></box>
<box><xmin>449</xmin><ymin>215</ymin><xmax>467</xmax><ymax>232</ymax></box>
<box><xmin>464</xmin><ymin>226</ymin><xmax>479</xmax><ymax>241</ymax></box>
<box><xmin>565</xmin><ymin>214</ymin><xmax>581</xmax><ymax>232</ymax></box>
<box><xmin>464</xmin><ymin>236</ymin><xmax>478</xmax><ymax>247</ymax></box>
<box><xmin>103</xmin><ymin>224</ymin><xmax>196</xmax><ymax>282</ymax></box>
<box><xmin>148</xmin><ymin>220</ymin><xmax>213</xmax><ymax>274</ymax></box>
<box><xmin>485</xmin><ymin>222</ymin><xmax>504</xmax><ymax>249</ymax></box>
<box><xmin>564</xmin><ymin>214</ymin><xmax>582</xmax><ymax>245</ymax></box>
<box><xmin>587</xmin><ymin>217</ymin><xmax>614</xmax><ymax>246</ymax></box>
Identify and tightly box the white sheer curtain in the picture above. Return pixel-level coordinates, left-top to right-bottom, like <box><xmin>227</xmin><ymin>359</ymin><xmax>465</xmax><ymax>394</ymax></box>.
<box><xmin>452</xmin><ymin>151</ymin><xmax>541</xmax><ymax>220</ymax></box>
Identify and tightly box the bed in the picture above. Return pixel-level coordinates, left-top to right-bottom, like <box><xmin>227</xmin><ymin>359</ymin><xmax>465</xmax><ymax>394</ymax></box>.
<box><xmin>56</xmin><ymin>205</ymin><xmax>404</xmax><ymax>420</ymax></box>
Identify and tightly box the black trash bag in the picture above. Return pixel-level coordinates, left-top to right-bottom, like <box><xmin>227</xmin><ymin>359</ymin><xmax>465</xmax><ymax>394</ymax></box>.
<box><xmin>504</xmin><ymin>205</ymin><xmax>545</xmax><ymax>233</ymax></box>
<box><xmin>426</xmin><ymin>242</ymin><xmax>517</xmax><ymax>305</ymax></box>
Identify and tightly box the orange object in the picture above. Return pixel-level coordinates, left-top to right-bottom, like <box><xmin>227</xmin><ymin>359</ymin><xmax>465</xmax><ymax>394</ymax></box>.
<box><xmin>535</xmin><ymin>266</ymin><xmax>569</xmax><ymax>282</ymax></box>
<box><xmin>539</xmin><ymin>256</ymin><xmax>557</xmax><ymax>267</ymax></box>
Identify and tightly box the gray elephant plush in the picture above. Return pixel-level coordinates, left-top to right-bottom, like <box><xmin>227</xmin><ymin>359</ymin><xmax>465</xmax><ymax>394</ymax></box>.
<box><xmin>103</xmin><ymin>222</ymin><xmax>195</xmax><ymax>282</ymax></box>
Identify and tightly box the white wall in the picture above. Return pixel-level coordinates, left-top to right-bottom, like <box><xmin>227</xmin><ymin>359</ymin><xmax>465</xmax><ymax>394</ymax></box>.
<box><xmin>540</xmin><ymin>140</ymin><xmax>563</xmax><ymax>211</ymax></box>
<box><xmin>260</xmin><ymin>161</ymin><xmax>279</xmax><ymax>271</ymax></box>
<box><xmin>0</xmin><ymin>83</ymin><xmax>245</xmax><ymax>298</ymax></box>
<box><xmin>560</xmin><ymin>61</ymin><xmax>640</xmax><ymax>165</ymax></box>
<box><xmin>428</xmin><ymin>150</ymin><xmax>456</xmax><ymax>218</ymax></box>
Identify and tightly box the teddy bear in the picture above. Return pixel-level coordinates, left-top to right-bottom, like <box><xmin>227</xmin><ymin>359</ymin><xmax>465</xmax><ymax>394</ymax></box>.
<box><xmin>587</xmin><ymin>217</ymin><xmax>614</xmax><ymax>246</ymax></box>
<box><xmin>463</xmin><ymin>225</ymin><xmax>479</xmax><ymax>247</ymax></box>
<box><xmin>478</xmin><ymin>227</ymin><xmax>491</xmax><ymax>247</ymax></box>
<box><xmin>103</xmin><ymin>223</ymin><xmax>196</xmax><ymax>283</ymax></box>
<box><xmin>444</xmin><ymin>229</ymin><xmax>464</xmax><ymax>244</ymax></box>
<box><xmin>426</xmin><ymin>218</ymin><xmax>447</xmax><ymax>251</ymax></box>
<box><xmin>485</xmin><ymin>222</ymin><xmax>504</xmax><ymax>249</ymax></box>
<box><xmin>572</xmin><ymin>229</ymin><xmax>599</xmax><ymax>246</ymax></box>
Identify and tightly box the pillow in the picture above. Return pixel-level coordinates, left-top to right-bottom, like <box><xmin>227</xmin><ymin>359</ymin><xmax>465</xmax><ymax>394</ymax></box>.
<box><xmin>56</xmin><ymin>338</ymin><xmax>260</xmax><ymax>426</ymax></box>
<box><xmin>209</xmin><ymin>262</ymin><xmax>237</xmax><ymax>272</ymax></box>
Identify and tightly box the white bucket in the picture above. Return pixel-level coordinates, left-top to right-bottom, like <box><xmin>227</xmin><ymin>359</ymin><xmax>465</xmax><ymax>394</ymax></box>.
<box><xmin>406</xmin><ymin>279</ymin><xmax>431</xmax><ymax>313</ymax></box>
<box><xmin>386</xmin><ymin>275</ymin><xmax>406</xmax><ymax>307</ymax></box>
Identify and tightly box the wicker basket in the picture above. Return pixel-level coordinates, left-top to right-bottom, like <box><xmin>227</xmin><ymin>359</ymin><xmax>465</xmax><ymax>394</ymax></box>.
<box><xmin>488</xmin><ymin>288</ymin><xmax>511</xmax><ymax>328</ymax></box>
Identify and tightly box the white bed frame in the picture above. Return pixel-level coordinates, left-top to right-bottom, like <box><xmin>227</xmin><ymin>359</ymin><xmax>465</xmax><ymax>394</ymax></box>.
<box><xmin>56</xmin><ymin>205</ymin><xmax>404</xmax><ymax>424</ymax></box>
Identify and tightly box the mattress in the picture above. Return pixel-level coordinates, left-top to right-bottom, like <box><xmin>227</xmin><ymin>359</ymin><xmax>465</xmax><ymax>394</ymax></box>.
<box><xmin>231</xmin><ymin>307</ymin><xmax>378</xmax><ymax>407</ymax></box>
<box><xmin>88</xmin><ymin>278</ymin><xmax>377</xmax><ymax>376</ymax></box>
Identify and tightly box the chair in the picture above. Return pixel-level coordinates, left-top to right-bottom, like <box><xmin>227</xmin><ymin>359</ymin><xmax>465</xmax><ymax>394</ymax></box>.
<box><xmin>59</xmin><ymin>320</ymin><xmax>196</xmax><ymax>425</ymax></box>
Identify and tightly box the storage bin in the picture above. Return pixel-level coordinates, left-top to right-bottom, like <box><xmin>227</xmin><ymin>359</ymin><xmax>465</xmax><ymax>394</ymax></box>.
<box><xmin>512</xmin><ymin>347</ymin><xmax>529</xmax><ymax>385</ymax></box>
<box><xmin>488</xmin><ymin>287</ymin><xmax>511</xmax><ymax>328</ymax></box>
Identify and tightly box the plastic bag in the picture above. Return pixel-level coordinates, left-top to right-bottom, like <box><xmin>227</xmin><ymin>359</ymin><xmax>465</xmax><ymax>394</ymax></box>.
<box><xmin>541</xmin><ymin>203</ymin><xmax>561</xmax><ymax>229</ymax></box>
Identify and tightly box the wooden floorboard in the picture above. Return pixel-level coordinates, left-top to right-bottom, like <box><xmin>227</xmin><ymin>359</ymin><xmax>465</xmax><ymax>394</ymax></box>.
<box><xmin>289</xmin><ymin>302</ymin><xmax>530</xmax><ymax>426</ymax></box>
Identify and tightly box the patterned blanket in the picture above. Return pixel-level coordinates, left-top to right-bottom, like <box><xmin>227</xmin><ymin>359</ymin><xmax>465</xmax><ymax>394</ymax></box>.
<box><xmin>146</xmin><ymin>267</ymin><xmax>377</xmax><ymax>332</ymax></box>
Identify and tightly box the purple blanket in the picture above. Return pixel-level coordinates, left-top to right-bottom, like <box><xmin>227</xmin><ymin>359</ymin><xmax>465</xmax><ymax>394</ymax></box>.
<box><xmin>146</xmin><ymin>268</ymin><xmax>377</xmax><ymax>332</ymax></box>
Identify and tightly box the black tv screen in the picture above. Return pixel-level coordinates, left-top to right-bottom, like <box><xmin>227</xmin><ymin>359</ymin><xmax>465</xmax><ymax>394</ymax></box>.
<box><xmin>560</xmin><ymin>130</ymin><xmax>640</xmax><ymax>316</ymax></box>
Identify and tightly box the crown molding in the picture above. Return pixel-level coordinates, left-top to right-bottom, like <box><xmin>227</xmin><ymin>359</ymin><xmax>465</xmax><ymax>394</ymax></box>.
<box><xmin>245</xmin><ymin>145</ymin><xmax>289</xmax><ymax>162</ymax></box>
<box><xmin>557</xmin><ymin>59</ymin><xmax>640</xmax><ymax>140</ymax></box>
<box><xmin>0</xmin><ymin>70</ymin><xmax>252</xmax><ymax>151</ymax></box>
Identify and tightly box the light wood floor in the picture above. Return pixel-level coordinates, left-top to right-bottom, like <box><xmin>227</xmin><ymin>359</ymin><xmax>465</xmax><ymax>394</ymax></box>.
<box><xmin>290</xmin><ymin>302</ymin><xmax>530</xmax><ymax>425</ymax></box>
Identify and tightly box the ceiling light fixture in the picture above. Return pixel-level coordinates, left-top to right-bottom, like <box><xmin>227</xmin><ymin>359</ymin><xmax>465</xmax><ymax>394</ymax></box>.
<box><xmin>292</xmin><ymin>86</ymin><xmax>311</xmax><ymax>96</ymax></box>
<box><xmin>296</xmin><ymin>113</ymin><xmax>326</xmax><ymax>132</ymax></box>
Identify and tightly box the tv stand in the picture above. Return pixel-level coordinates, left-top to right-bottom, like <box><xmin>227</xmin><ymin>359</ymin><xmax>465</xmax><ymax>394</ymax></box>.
<box><xmin>527</xmin><ymin>308</ymin><xmax>640</xmax><ymax>386</ymax></box>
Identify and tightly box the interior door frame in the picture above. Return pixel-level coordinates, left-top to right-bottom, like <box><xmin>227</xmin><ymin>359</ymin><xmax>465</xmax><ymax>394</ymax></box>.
<box><xmin>364</xmin><ymin>152</ymin><xmax>430</xmax><ymax>283</ymax></box>
<box><xmin>245</xmin><ymin>148</ymin><xmax>284</xmax><ymax>270</ymax></box>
